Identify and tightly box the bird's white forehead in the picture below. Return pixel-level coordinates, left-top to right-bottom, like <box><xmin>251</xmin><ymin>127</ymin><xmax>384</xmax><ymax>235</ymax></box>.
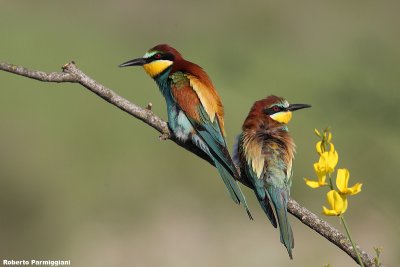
<box><xmin>271</xmin><ymin>99</ymin><xmax>290</xmax><ymax>108</ymax></box>
<box><xmin>143</xmin><ymin>51</ymin><xmax>157</xmax><ymax>58</ymax></box>
<box><xmin>282</xmin><ymin>100</ymin><xmax>290</xmax><ymax>108</ymax></box>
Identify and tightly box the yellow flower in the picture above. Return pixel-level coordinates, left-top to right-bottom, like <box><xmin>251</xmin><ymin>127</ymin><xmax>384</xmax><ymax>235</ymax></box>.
<box><xmin>305</xmin><ymin>142</ymin><xmax>338</xmax><ymax>188</ymax></box>
<box><xmin>327</xmin><ymin>132</ymin><xmax>332</xmax><ymax>143</ymax></box>
<box><xmin>316</xmin><ymin>141</ymin><xmax>324</xmax><ymax>154</ymax></box>
<box><xmin>316</xmin><ymin>143</ymin><xmax>338</xmax><ymax>174</ymax></box>
<box><xmin>314</xmin><ymin>128</ymin><xmax>321</xmax><ymax>137</ymax></box>
<box><xmin>322</xmin><ymin>190</ymin><xmax>348</xmax><ymax>216</ymax></box>
<box><xmin>315</xmin><ymin>129</ymin><xmax>332</xmax><ymax>154</ymax></box>
<box><xmin>304</xmin><ymin>163</ymin><xmax>328</xmax><ymax>188</ymax></box>
<box><xmin>336</xmin><ymin>168</ymin><xmax>362</xmax><ymax>196</ymax></box>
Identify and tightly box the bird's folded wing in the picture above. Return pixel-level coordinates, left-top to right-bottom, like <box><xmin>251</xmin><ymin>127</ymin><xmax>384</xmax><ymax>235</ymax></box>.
<box><xmin>170</xmin><ymin>73</ymin><xmax>236</xmax><ymax>176</ymax></box>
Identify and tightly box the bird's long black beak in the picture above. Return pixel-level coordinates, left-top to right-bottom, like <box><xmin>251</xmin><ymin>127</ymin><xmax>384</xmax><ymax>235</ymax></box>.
<box><xmin>288</xmin><ymin>103</ymin><xmax>311</xmax><ymax>111</ymax></box>
<box><xmin>119</xmin><ymin>57</ymin><xmax>147</xmax><ymax>67</ymax></box>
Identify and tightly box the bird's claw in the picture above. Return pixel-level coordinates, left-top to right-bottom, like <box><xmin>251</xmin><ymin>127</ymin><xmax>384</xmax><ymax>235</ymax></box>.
<box><xmin>159</xmin><ymin>133</ymin><xmax>169</xmax><ymax>141</ymax></box>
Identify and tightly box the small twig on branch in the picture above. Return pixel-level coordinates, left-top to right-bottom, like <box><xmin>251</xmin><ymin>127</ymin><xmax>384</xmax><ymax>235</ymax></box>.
<box><xmin>0</xmin><ymin>61</ymin><xmax>378</xmax><ymax>267</ymax></box>
<box><xmin>145</xmin><ymin>102</ymin><xmax>153</xmax><ymax>110</ymax></box>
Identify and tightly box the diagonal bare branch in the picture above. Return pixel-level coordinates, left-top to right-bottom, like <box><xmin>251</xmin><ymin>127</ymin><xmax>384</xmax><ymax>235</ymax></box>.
<box><xmin>0</xmin><ymin>61</ymin><xmax>378</xmax><ymax>267</ymax></box>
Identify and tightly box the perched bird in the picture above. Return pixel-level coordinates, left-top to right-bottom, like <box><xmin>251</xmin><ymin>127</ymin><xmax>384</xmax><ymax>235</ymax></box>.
<box><xmin>233</xmin><ymin>95</ymin><xmax>310</xmax><ymax>259</ymax></box>
<box><xmin>119</xmin><ymin>44</ymin><xmax>251</xmax><ymax>218</ymax></box>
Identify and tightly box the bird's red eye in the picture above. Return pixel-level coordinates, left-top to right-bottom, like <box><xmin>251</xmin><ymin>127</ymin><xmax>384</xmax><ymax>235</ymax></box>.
<box><xmin>154</xmin><ymin>53</ymin><xmax>162</xmax><ymax>59</ymax></box>
<box><xmin>272</xmin><ymin>106</ymin><xmax>280</xmax><ymax>112</ymax></box>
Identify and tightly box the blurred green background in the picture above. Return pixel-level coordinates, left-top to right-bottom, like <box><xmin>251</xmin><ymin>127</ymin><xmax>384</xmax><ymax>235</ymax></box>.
<box><xmin>1</xmin><ymin>1</ymin><xmax>399</xmax><ymax>266</ymax></box>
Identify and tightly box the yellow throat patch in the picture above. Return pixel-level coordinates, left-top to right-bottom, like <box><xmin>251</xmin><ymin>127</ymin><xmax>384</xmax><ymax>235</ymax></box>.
<box><xmin>143</xmin><ymin>60</ymin><xmax>173</xmax><ymax>77</ymax></box>
<box><xmin>270</xmin><ymin>111</ymin><xmax>292</xmax><ymax>124</ymax></box>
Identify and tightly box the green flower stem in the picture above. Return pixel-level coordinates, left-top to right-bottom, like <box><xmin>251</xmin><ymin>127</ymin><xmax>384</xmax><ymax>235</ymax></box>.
<box><xmin>328</xmin><ymin>174</ymin><xmax>334</xmax><ymax>190</ymax></box>
<box><xmin>340</xmin><ymin>215</ymin><xmax>364</xmax><ymax>267</ymax></box>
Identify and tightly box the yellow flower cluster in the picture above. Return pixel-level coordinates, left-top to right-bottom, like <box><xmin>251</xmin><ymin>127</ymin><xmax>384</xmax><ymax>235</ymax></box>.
<box><xmin>304</xmin><ymin>129</ymin><xmax>362</xmax><ymax>216</ymax></box>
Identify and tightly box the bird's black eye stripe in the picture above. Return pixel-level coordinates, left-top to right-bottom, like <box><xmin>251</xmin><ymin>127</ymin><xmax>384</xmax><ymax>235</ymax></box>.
<box><xmin>151</xmin><ymin>52</ymin><xmax>174</xmax><ymax>61</ymax></box>
<box><xmin>264</xmin><ymin>106</ymin><xmax>286</xmax><ymax>115</ymax></box>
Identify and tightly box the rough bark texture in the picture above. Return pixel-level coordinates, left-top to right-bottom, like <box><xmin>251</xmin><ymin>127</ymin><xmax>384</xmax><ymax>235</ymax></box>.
<box><xmin>0</xmin><ymin>61</ymin><xmax>378</xmax><ymax>267</ymax></box>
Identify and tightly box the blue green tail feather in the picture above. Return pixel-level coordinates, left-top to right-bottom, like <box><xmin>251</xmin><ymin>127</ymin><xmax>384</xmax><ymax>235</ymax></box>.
<box><xmin>267</xmin><ymin>186</ymin><xmax>294</xmax><ymax>259</ymax></box>
<box><xmin>214</xmin><ymin>160</ymin><xmax>240</xmax><ymax>204</ymax></box>
<box><xmin>258</xmin><ymin>197</ymin><xmax>278</xmax><ymax>228</ymax></box>
<box><xmin>196</xmin><ymin>107</ymin><xmax>238</xmax><ymax>176</ymax></box>
<box><xmin>210</xmin><ymin>148</ymin><xmax>253</xmax><ymax>219</ymax></box>
<box><xmin>187</xmin><ymin>108</ymin><xmax>252</xmax><ymax>219</ymax></box>
<box><xmin>250</xmin><ymin>171</ymin><xmax>278</xmax><ymax>227</ymax></box>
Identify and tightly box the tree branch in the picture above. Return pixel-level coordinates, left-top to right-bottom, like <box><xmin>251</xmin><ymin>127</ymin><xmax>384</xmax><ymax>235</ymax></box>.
<box><xmin>0</xmin><ymin>61</ymin><xmax>378</xmax><ymax>267</ymax></box>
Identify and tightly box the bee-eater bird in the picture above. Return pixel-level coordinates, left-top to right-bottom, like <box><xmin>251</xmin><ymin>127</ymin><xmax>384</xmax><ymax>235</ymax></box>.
<box><xmin>119</xmin><ymin>44</ymin><xmax>252</xmax><ymax>218</ymax></box>
<box><xmin>233</xmin><ymin>95</ymin><xmax>310</xmax><ymax>259</ymax></box>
